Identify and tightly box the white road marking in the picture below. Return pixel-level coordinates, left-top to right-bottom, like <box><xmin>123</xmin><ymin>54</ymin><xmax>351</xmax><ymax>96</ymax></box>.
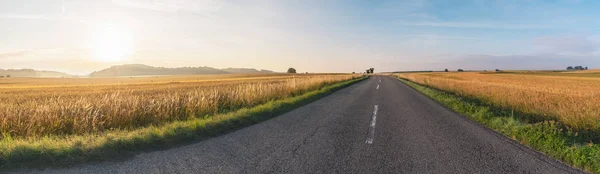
<box><xmin>376</xmin><ymin>85</ymin><xmax>380</xmax><ymax>90</ymax></box>
<box><xmin>365</xmin><ymin>105</ymin><xmax>379</xmax><ymax>144</ymax></box>
<box><xmin>379</xmin><ymin>79</ymin><xmax>381</xmax><ymax>83</ymax></box>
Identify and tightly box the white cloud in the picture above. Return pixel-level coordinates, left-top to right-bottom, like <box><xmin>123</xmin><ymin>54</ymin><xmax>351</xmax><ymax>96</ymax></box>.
<box><xmin>398</xmin><ymin>34</ymin><xmax>485</xmax><ymax>40</ymax></box>
<box><xmin>534</xmin><ymin>36</ymin><xmax>599</xmax><ymax>54</ymax></box>
<box><xmin>0</xmin><ymin>14</ymin><xmax>51</xmax><ymax>20</ymax></box>
<box><xmin>112</xmin><ymin>0</ymin><xmax>224</xmax><ymax>14</ymax></box>
<box><xmin>396</xmin><ymin>21</ymin><xmax>555</xmax><ymax>29</ymax></box>
<box><xmin>0</xmin><ymin>50</ymin><xmax>31</xmax><ymax>60</ymax></box>
<box><xmin>405</xmin><ymin>13</ymin><xmax>439</xmax><ymax>20</ymax></box>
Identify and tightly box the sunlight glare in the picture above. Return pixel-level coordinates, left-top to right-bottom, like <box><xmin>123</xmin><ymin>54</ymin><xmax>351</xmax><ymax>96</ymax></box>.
<box><xmin>89</xmin><ymin>24</ymin><xmax>133</xmax><ymax>62</ymax></box>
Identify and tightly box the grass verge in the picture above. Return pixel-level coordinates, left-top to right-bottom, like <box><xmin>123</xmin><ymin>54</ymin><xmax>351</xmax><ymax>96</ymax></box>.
<box><xmin>0</xmin><ymin>76</ymin><xmax>367</xmax><ymax>170</ymax></box>
<box><xmin>396</xmin><ymin>77</ymin><xmax>600</xmax><ymax>173</ymax></box>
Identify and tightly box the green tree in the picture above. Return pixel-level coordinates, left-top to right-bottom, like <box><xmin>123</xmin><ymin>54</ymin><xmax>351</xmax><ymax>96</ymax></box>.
<box><xmin>567</xmin><ymin>66</ymin><xmax>574</xmax><ymax>70</ymax></box>
<box><xmin>287</xmin><ymin>68</ymin><xmax>297</xmax><ymax>73</ymax></box>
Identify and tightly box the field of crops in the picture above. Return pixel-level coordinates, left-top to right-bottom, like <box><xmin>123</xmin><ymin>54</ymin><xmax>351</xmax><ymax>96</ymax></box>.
<box><xmin>0</xmin><ymin>74</ymin><xmax>360</xmax><ymax>139</ymax></box>
<box><xmin>396</xmin><ymin>72</ymin><xmax>600</xmax><ymax>133</ymax></box>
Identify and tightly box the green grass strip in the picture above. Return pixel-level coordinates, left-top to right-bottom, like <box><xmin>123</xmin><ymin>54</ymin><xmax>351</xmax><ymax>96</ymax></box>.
<box><xmin>396</xmin><ymin>77</ymin><xmax>600</xmax><ymax>173</ymax></box>
<box><xmin>0</xmin><ymin>76</ymin><xmax>368</xmax><ymax>170</ymax></box>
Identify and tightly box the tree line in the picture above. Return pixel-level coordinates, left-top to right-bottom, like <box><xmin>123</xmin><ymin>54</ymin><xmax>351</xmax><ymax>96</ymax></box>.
<box><xmin>566</xmin><ymin>66</ymin><xmax>588</xmax><ymax>71</ymax></box>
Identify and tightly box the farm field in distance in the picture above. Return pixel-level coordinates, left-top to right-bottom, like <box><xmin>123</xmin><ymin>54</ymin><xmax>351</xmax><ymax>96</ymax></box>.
<box><xmin>493</xmin><ymin>69</ymin><xmax>600</xmax><ymax>78</ymax></box>
<box><xmin>0</xmin><ymin>73</ymin><xmax>310</xmax><ymax>87</ymax></box>
<box><xmin>397</xmin><ymin>71</ymin><xmax>600</xmax><ymax>133</ymax></box>
<box><xmin>0</xmin><ymin>73</ymin><xmax>360</xmax><ymax>139</ymax></box>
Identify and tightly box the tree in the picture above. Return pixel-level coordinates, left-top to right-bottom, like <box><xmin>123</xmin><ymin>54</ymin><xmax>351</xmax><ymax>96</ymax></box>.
<box><xmin>574</xmin><ymin>66</ymin><xmax>584</xmax><ymax>70</ymax></box>
<box><xmin>567</xmin><ymin>66</ymin><xmax>574</xmax><ymax>70</ymax></box>
<box><xmin>458</xmin><ymin>69</ymin><xmax>464</xmax><ymax>72</ymax></box>
<box><xmin>352</xmin><ymin>72</ymin><xmax>355</xmax><ymax>74</ymax></box>
<box><xmin>444</xmin><ymin>69</ymin><xmax>449</xmax><ymax>72</ymax></box>
<box><xmin>6</xmin><ymin>75</ymin><xmax>10</xmax><ymax>78</ymax></box>
<box><xmin>369</xmin><ymin>68</ymin><xmax>375</xmax><ymax>74</ymax></box>
<box><xmin>495</xmin><ymin>69</ymin><xmax>501</xmax><ymax>72</ymax></box>
<box><xmin>585</xmin><ymin>67</ymin><xmax>588</xmax><ymax>70</ymax></box>
<box><xmin>287</xmin><ymin>68</ymin><xmax>297</xmax><ymax>73</ymax></box>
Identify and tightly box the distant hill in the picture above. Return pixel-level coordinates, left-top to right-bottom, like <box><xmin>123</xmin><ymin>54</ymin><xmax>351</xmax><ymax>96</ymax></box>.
<box><xmin>89</xmin><ymin>64</ymin><xmax>274</xmax><ymax>77</ymax></box>
<box><xmin>0</xmin><ymin>69</ymin><xmax>72</xmax><ymax>78</ymax></box>
<box><xmin>221</xmin><ymin>68</ymin><xmax>274</xmax><ymax>74</ymax></box>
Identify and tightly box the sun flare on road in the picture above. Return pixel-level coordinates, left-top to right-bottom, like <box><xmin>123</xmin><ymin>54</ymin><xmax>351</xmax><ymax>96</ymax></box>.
<box><xmin>88</xmin><ymin>24</ymin><xmax>133</xmax><ymax>62</ymax></box>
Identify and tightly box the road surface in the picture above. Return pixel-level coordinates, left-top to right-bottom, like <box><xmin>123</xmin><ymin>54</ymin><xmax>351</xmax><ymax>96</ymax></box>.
<box><xmin>30</xmin><ymin>76</ymin><xmax>581</xmax><ymax>174</ymax></box>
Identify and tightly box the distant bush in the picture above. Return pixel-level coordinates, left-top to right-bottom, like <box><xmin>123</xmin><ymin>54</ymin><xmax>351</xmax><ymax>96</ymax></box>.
<box><xmin>567</xmin><ymin>66</ymin><xmax>587</xmax><ymax>71</ymax></box>
<box><xmin>457</xmin><ymin>69</ymin><xmax>464</xmax><ymax>72</ymax></box>
<box><xmin>444</xmin><ymin>69</ymin><xmax>449</xmax><ymax>72</ymax></box>
<box><xmin>287</xmin><ymin>68</ymin><xmax>297</xmax><ymax>73</ymax></box>
<box><xmin>366</xmin><ymin>68</ymin><xmax>375</xmax><ymax>74</ymax></box>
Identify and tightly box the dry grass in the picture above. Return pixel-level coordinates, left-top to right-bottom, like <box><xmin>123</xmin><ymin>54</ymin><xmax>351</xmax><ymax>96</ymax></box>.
<box><xmin>0</xmin><ymin>74</ymin><xmax>359</xmax><ymax>139</ymax></box>
<box><xmin>396</xmin><ymin>72</ymin><xmax>600</xmax><ymax>132</ymax></box>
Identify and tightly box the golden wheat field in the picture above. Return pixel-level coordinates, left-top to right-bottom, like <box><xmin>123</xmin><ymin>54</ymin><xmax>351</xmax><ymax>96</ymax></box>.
<box><xmin>397</xmin><ymin>72</ymin><xmax>600</xmax><ymax>131</ymax></box>
<box><xmin>0</xmin><ymin>74</ymin><xmax>359</xmax><ymax>139</ymax></box>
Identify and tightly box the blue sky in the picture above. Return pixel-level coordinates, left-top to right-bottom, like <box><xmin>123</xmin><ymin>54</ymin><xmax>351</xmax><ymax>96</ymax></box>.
<box><xmin>0</xmin><ymin>0</ymin><xmax>599</xmax><ymax>74</ymax></box>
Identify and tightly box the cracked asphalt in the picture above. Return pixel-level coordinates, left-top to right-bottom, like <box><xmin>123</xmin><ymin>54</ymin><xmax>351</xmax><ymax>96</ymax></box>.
<box><xmin>27</xmin><ymin>76</ymin><xmax>582</xmax><ymax>174</ymax></box>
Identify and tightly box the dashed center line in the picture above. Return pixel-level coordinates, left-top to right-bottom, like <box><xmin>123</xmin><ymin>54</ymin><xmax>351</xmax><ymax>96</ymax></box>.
<box><xmin>365</xmin><ymin>105</ymin><xmax>379</xmax><ymax>144</ymax></box>
<box><xmin>376</xmin><ymin>85</ymin><xmax>380</xmax><ymax>90</ymax></box>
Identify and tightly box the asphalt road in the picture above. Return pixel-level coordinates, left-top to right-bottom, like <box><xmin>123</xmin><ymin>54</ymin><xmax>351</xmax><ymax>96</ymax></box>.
<box><xmin>30</xmin><ymin>76</ymin><xmax>582</xmax><ymax>174</ymax></box>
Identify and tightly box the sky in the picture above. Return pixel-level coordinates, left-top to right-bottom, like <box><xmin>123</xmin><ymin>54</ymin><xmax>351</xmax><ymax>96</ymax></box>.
<box><xmin>0</xmin><ymin>0</ymin><xmax>599</xmax><ymax>74</ymax></box>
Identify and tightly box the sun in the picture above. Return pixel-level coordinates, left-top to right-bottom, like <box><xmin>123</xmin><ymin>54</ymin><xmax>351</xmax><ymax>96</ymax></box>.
<box><xmin>89</xmin><ymin>25</ymin><xmax>133</xmax><ymax>62</ymax></box>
